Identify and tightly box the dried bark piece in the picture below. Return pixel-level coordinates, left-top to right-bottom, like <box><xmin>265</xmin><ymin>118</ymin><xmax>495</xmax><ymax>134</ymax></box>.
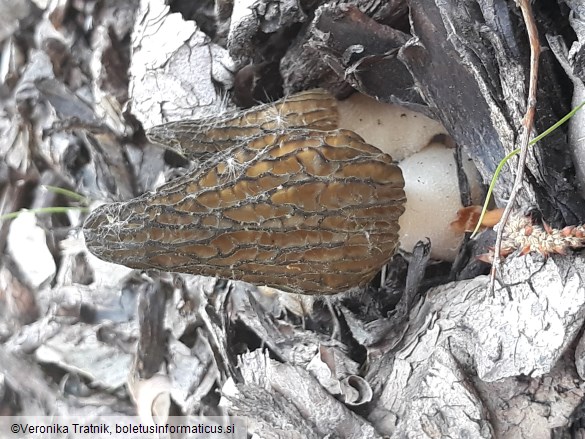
<box><xmin>281</xmin><ymin>4</ymin><xmax>417</xmax><ymax>103</ymax></box>
<box><xmin>226</xmin><ymin>0</ymin><xmax>307</xmax><ymax>68</ymax></box>
<box><xmin>308</xmin><ymin>5</ymin><xmax>417</xmax><ymax>102</ymax></box>
<box><xmin>225</xmin><ymin>349</ymin><xmax>380</xmax><ymax>438</ymax></box>
<box><xmin>84</xmin><ymin>129</ymin><xmax>405</xmax><ymax>295</ymax></box>
<box><xmin>130</xmin><ymin>1</ymin><xmax>234</xmax><ymax>129</ymax></box>
<box><xmin>400</xmin><ymin>1</ymin><xmax>585</xmax><ymax>226</ymax></box>
<box><xmin>367</xmin><ymin>253</ymin><xmax>585</xmax><ymax>436</ymax></box>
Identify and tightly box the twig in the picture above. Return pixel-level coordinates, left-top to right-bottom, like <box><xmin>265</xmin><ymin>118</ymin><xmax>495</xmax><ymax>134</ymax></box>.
<box><xmin>490</xmin><ymin>0</ymin><xmax>540</xmax><ymax>294</ymax></box>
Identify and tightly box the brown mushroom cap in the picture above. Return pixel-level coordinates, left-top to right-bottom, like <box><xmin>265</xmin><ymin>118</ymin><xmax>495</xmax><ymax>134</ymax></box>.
<box><xmin>84</xmin><ymin>129</ymin><xmax>405</xmax><ymax>295</ymax></box>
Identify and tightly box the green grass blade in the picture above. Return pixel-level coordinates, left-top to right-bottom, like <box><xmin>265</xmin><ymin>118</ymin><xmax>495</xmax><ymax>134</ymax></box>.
<box><xmin>0</xmin><ymin>206</ymin><xmax>90</xmax><ymax>222</ymax></box>
<box><xmin>42</xmin><ymin>185</ymin><xmax>90</xmax><ymax>205</ymax></box>
<box><xmin>470</xmin><ymin>148</ymin><xmax>519</xmax><ymax>237</ymax></box>
<box><xmin>470</xmin><ymin>101</ymin><xmax>585</xmax><ymax>238</ymax></box>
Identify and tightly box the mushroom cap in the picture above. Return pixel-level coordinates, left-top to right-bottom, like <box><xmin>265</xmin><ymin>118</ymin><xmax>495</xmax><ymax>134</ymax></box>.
<box><xmin>84</xmin><ymin>129</ymin><xmax>405</xmax><ymax>295</ymax></box>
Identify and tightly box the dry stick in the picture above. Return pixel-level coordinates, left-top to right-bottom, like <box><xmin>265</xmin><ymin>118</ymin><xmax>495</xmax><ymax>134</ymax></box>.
<box><xmin>490</xmin><ymin>0</ymin><xmax>540</xmax><ymax>294</ymax></box>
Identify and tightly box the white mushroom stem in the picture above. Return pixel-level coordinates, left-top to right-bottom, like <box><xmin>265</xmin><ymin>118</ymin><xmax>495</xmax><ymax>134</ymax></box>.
<box><xmin>337</xmin><ymin>93</ymin><xmax>482</xmax><ymax>261</ymax></box>
<box><xmin>398</xmin><ymin>143</ymin><xmax>481</xmax><ymax>261</ymax></box>
<box><xmin>336</xmin><ymin>93</ymin><xmax>447</xmax><ymax>161</ymax></box>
